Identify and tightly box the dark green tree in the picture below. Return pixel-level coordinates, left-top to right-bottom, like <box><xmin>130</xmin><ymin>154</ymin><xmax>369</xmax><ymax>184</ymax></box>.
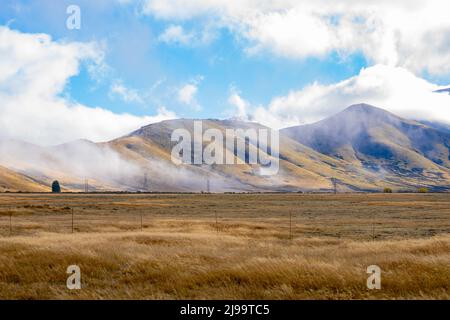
<box><xmin>52</xmin><ymin>180</ymin><xmax>61</xmax><ymax>193</ymax></box>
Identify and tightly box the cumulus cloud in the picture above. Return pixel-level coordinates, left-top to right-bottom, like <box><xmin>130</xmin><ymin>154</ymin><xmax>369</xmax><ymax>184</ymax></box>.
<box><xmin>177</xmin><ymin>76</ymin><xmax>203</xmax><ymax>110</ymax></box>
<box><xmin>248</xmin><ymin>64</ymin><xmax>450</xmax><ymax>129</ymax></box>
<box><xmin>228</xmin><ymin>88</ymin><xmax>249</xmax><ymax>121</ymax></box>
<box><xmin>109</xmin><ymin>80</ymin><xmax>144</xmax><ymax>104</ymax></box>
<box><xmin>141</xmin><ymin>0</ymin><xmax>450</xmax><ymax>76</ymax></box>
<box><xmin>158</xmin><ymin>25</ymin><xmax>194</xmax><ymax>45</ymax></box>
<box><xmin>0</xmin><ymin>26</ymin><xmax>176</xmax><ymax>146</ymax></box>
<box><xmin>178</xmin><ymin>84</ymin><xmax>197</xmax><ymax>104</ymax></box>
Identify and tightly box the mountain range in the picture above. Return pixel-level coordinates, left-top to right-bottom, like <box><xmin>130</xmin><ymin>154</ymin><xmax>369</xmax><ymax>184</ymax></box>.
<box><xmin>1</xmin><ymin>104</ymin><xmax>449</xmax><ymax>192</ymax></box>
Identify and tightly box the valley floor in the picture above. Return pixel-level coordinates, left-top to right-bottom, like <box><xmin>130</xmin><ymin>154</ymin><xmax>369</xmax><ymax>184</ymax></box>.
<box><xmin>0</xmin><ymin>193</ymin><xmax>449</xmax><ymax>299</ymax></box>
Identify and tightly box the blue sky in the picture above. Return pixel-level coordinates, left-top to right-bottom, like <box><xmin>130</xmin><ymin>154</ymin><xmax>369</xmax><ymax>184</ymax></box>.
<box><xmin>1</xmin><ymin>0</ymin><xmax>450</xmax><ymax>145</ymax></box>
<box><xmin>0</xmin><ymin>0</ymin><xmax>370</xmax><ymax>119</ymax></box>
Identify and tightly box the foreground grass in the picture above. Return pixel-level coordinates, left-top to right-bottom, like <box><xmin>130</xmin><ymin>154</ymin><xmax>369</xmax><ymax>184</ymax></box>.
<box><xmin>0</xmin><ymin>230</ymin><xmax>449</xmax><ymax>299</ymax></box>
<box><xmin>0</xmin><ymin>193</ymin><xmax>449</xmax><ymax>299</ymax></box>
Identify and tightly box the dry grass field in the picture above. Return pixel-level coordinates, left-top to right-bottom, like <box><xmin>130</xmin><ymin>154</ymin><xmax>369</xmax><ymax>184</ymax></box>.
<box><xmin>0</xmin><ymin>193</ymin><xmax>449</xmax><ymax>300</ymax></box>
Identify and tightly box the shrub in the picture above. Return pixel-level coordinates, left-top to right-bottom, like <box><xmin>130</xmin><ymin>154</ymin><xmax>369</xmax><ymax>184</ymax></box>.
<box><xmin>418</xmin><ymin>187</ymin><xmax>429</xmax><ymax>193</ymax></box>
<box><xmin>383</xmin><ymin>188</ymin><xmax>393</xmax><ymax>193</ymax></box>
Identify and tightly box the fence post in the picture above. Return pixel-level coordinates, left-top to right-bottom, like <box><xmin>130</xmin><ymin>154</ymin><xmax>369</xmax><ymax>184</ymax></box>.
<box><xmin>289</xmin><ymin>212</ymin><xmax>292</xmax><ymax>241</ymax></box>
<box><xmin>9</xmin><ymin>212</ymin><xmax>12</xmax><ymax>236</ymax></box>
<box><xmin>215</xmin><ymin>212</ymin><xmax>218</xmax><ymax>234</ymax></box>
<box><xmin>141</xmin><ymin>212</ymin><xmax>143</xmax><ymax>231</ymax></box>
<box><xmin>371</xmin><ymin>212</ymin><xmax>375</xmax><ymax>241</ymax></box>
<box><xmin>372</xmin><ymin>222</ymin><xmax>375</xmax><ymax>241</ymax></box>
<box><xmin>71</xmin><ymin>208</ymin><xmax>74</xmax><ymax>234</ymax></box>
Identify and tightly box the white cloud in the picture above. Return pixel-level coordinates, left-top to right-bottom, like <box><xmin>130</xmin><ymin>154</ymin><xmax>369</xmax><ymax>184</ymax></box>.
<box><xmin>178</xmin><ymin>83</ymin><xmax>198</xmax><ymax>106</ymax></box>
<box><xmin>0</xmin><ymin>26</ymin><xmax>176</xmax><ymax>146</ymax></box>
<box><xmin>158</xmin><ymin>24</ymin><xmax>217</xmax><ymax>46</ymax></box>
<box><xmin>159</xmin><ymin>25</ymin><xmax>189</xmax><ymax>44</ymax></box>
<box><xmin>159</xmin><ymin>25</ymin><xmax>194</xmax><ymax>45</ymax></box>
<box><xmin>228</xmin><ymin>87</ymin><xmax>249</xmax><ymax>121</ymax></box>
<box><xmin>177</xmin><ymin>76</ymin><xmax>203</xmax><ymax>110</ymax></box>
<box><xmin>109</xmin><ymin>80</ymin><xmax>144</xmax><ymax>104</ymax></box>
<box><xmin>141</xmin><ymin>0</ymin><xmax>450</xmax><ymax>76</ymax></box>
<box><xmin>247</xmin><ymin>64</ymin><xmax>450</xmax><ymax>129</ymax></box>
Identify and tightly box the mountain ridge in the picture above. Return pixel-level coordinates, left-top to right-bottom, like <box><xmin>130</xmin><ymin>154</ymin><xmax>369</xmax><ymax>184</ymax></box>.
<box><xmin>1</xmin><ymin>104</ymin><xmax>449</xmax><ymax>192</ymax></box>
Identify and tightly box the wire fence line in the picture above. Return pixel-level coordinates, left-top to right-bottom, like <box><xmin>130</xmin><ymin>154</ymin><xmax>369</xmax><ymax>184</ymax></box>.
<box><xmin>2</xmin><ymin>201</ymin><xmax>444</xmax><ymax>241</ymax></box>
<box><xmin>0</xmin><ymin>206</ymin><xmax>389</xmax><ymax>241</ymax></box>
<box><xmin>0</xmin><ymin>206</ymin><xmax>315</xmax><ymax>240</ymax></box>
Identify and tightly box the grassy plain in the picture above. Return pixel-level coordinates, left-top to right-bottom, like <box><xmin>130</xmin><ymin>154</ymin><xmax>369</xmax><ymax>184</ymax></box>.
<box><xmin>0</xmin><ymin>193</ymin><xmax>449</xmax><ymax>299</ymax></box>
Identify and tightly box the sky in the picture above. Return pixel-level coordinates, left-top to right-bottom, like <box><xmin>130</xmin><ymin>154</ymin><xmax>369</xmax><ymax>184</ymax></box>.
<box><xmin>1</xmin><ymin>0</ymin><xmax>450</xmax><ymax>145</ymax></box>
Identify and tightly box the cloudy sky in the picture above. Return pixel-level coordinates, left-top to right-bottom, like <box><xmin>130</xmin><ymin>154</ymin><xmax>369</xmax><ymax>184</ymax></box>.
<box><xmin>1</xmin><ymin>0</ymin><xmax>450</xmax><ymax>145</ymax></box>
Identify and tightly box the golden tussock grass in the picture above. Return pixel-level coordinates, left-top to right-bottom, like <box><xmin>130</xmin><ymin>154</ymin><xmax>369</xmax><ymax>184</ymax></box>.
<box><xmin>0</xmin><ymin>193</ymin><xmax>449</xmax><ymax>300</ymax></box>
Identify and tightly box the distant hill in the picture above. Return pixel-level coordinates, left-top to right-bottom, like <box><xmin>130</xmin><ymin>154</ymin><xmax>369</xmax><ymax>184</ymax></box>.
<box><xmin>1</xmin><ymin>104</ymin><xmax>449</xmax><ymax>192</ymax></box>
<box><xmin>0</xmin><ymin>165</ymin><xmax>48</xmax><ymax>192</ymax></box>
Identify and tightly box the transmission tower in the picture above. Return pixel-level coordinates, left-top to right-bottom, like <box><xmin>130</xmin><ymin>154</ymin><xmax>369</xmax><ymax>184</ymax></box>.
<box><xmin>143</xmin><ymin>172</ymin><xmax>149</xmax><ymax>191</ymax></box>
<box><xmin>332</xmin><ymin>177</ymin><xmax>337</xmax><ymax>194</ymax></box>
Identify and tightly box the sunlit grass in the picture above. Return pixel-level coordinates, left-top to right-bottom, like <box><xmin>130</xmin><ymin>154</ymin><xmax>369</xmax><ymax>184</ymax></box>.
<box><xmin>0</xmin><ymin>193</ymin><xmax>449</xmax><ymax>299</ymax></box>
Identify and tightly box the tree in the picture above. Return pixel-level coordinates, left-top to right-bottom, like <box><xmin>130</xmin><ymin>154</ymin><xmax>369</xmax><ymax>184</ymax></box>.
<box><xmin>383</xmin><ymin>188</ymin><xmax>393</xmax><ymax>193</ymax></box>
<box><xmin>52</xmin><ymin>181</ymin><xmax>61</xmax><ymax>193</ymax></box>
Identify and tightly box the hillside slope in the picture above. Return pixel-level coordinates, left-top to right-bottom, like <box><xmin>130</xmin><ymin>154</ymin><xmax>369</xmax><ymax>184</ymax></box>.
<box><xmin>0</xmin><ymin>165</ymin><xmax>48</xmax><ymax>192</ymax></box>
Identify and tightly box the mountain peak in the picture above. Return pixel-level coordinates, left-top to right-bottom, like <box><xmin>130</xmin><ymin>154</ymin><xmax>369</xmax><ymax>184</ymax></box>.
<box><xmin>344</xmin><ymin>103</ymin><xmax>388</xmax><ymax>114</ymax></box>
<box><xmin>328</xmin><ymin>103</ymin><xmax>405</xmax><ymax>125</ymax></box>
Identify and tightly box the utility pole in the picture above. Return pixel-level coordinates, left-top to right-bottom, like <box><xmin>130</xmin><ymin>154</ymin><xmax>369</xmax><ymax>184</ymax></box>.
<box><xmin>207</xmin><ymin>176</ymin><xmax>211</xmax><ymax>193</ymax></box>
<box><xmin>84</xmin><ymin>179</ymin><xmax>89</xmax><ymax>193</ymax></box>
<box><xmin>332</xmin><ymin>178</ymin><xmax>337</xmax><ymax>194</ymax></box>
<box><xmin>143</xmin><ymin>172</ymin><xmax>149</xmax><ymax>192</ymax></box>
<box><xmin>71</xmin><ymin>208</ymin><xmax>74</xmax><ymax>234</ymax></box>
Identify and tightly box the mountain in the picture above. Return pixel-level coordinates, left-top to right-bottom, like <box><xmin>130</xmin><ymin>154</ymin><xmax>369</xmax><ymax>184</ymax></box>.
<box><xmin>282</xmin><ymin>104</ymin><xmax>450</xmax><ymax>190</ymax></box>
<box><xmin>113</xmin><ymin>118</ymin><xmax>420</xmax><ymax>192</ymax></box>
<box><xmin>0</xmin><ymin>165</ymin><xmax>48</xmax><ymax>192</ymax></box>
<box><xmin>109</xmin><ymin>119</ymin><xmax>343</xmax><ymax>192</ymax></box>
<box><xmin>0</xmin><ymin>104</ymin><xmax>449</xmax><ymax>192</ymax></box>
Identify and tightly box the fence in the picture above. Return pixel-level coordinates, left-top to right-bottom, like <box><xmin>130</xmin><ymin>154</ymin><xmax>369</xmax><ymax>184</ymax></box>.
<box><xmin>0</xmin><ymin>206</ymin><xmax>438</xmax><ymax>241</ymax></box>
